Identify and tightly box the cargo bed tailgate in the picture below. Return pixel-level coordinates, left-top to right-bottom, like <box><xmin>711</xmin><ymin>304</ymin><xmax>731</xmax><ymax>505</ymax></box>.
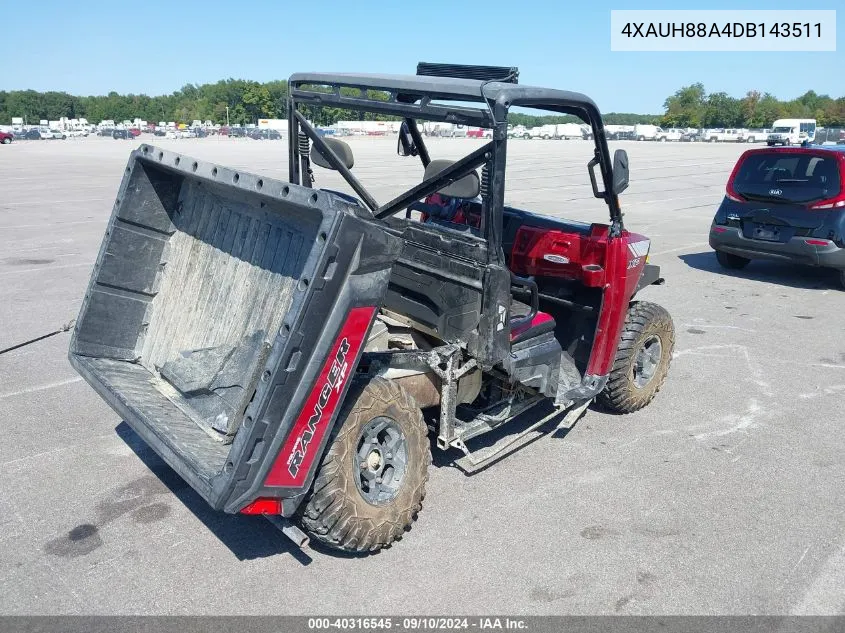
<box><xmin>70</xmin><ymin>145</ymin><xmax>401</xmax><ymax>511</ymax></box>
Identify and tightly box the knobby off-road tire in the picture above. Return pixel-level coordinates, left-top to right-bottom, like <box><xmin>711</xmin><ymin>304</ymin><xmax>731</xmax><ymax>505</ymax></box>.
<box><xmin>299</xmin><ymin>377</ymin><xmax>430</xmax><ymax>553</ymax></box>
<box><xmin>598</xmin><ymin>301</ymin><xmax>674</xmax><ymax>414</ymax></box>
<box><xmin>715</xmin><ymin>250</ymin><xmax>751</xmax><ymax>269</ymax></box>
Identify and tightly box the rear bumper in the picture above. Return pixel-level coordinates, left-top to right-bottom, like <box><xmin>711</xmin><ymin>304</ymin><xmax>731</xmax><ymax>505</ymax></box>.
<box><xmin>709</xmin><ymin>226</ymin><xmax>845</xmax><ymax>269</ymax></box>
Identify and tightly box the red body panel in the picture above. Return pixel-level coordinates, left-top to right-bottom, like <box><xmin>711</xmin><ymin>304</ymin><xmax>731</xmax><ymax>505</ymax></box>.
<box><xmin>510</xmin><ymin>222</ymin><xmax>650</xmax><ymax>377</ymax></box>
<box><xmin>265</xmin><ymin>306</ymin><xmax>375</xmax><ymax>488</ymax></box>
<box><xmin>586</xmin><ymin>231</ymin><xmax>649</xmax><ymax>376</ymax></box>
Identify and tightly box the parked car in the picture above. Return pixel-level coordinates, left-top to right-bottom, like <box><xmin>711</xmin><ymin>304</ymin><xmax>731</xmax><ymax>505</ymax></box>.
<box><xmin>49</xmin><ymin>129</ymin><xmax>67</xmax><ymax>139</ymax></box>
<box><xmin>437</xmin><ymin>124</ymin><xmax>467</xmax><ymax>138</ymax></box>
<box><xmin>0</xmin><ymin>131</ymin><xmax>13</xmax><ymax>144</ymax></box>
<box><xmin>710</xmin><ymin>145</ymin><xmax>845</xmax><ymax>288</ymax></box>
<box><xmin>128</xmin><ymin>128</ymin><xmax>141</xmax><ymax>138</ymax></box>
<box><xmin>744</xmin><ymin>129</ymin><xmax>769</xmax><ymax>143</ymax></box>
<box><xmin>658</xmin><ymin>128</ymin><xmax>684</xmax><ymax>142</ymax></box>
<box><xmin>508</xmin><ymin>125</ymin><xmax>530</xmax><ymax>139</ymax></box>
<box><xmin>153</xmin><ymin>129</ymin><xmax>166</xmax><ymax>137</ymax></box>
<box><xmin>607</xmin><ymin>128</ymin><xmax>635</xmax><ymax>141</ymax></box>
<box><xmin>112</xmin><ymin>129</ymin><xmax>130</xmax><ymax>140</ymax></box>
<box><xmin>249</xmin><ymin>128</ymin><xmax>282</xmax><ymax>140</ymax></box>
<box><xmin>703</xmin><ymin>128</ymin><xmax>746</xmax><ymax>143</ymax></box>
<box><xmin>605</xmin><ymin>125</ymin><xmax>634</xmax><ymax>140</ymax></box>
<box><xmin>23</xmin><ymin>128</ymin><xmax>43</xmax><ymax>140</ymax></box>
<box><xmin>165</xmin><ymin>130</ymin><xmax>180</xmax><ymax>139</ymax></box>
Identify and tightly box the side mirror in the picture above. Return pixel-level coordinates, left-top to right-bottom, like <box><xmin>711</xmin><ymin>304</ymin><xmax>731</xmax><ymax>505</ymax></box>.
<box><xmin>612</xmin><ymin>149</ymin><xmax>629</xmax><ymax>195</ymax></box>
<box><xmin>397</xmin><ymin>120</ymin><xmax>418</xmax><ymax>157</ymax></box>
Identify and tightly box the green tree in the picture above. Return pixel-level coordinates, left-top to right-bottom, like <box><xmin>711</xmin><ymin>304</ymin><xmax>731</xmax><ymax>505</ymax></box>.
<box><xmin>661</xmin><ymin>83</ymin><xmax>705</xmax><ymax>127</ymax></box>
<box><xmin>702</xmin><ymin>92</ymin><xmax>742</xmax><ymax>127</ymax></box>
<box><xmin>241</xmin><ymin>82</ymin><xmax>275</xmax><ymax>122</ymax></box>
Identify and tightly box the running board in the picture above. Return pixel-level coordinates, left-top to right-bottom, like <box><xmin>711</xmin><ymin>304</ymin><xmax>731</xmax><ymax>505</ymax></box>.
<box><xmin>453</xmin><ymin>400</ymin><xmax>590</xmax><ymax>473</ymax></box>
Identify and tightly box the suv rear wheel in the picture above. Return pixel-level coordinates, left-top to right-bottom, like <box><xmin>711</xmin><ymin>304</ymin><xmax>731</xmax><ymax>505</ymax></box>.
<box><xmin>299</xmin><ymin>377</ymin><xmax>430</xmax><ymax>553</ymax></box>
<box><xmin>599</xmin><ymin>301</ymin><xmax>674</xmax><ymax>413</ymax></box>
<box><xmin>715</xmin><ymin>250</ymin><xmax>750</xmax><ymax>269</ymax></box>
<box><xmin>838</xmin><ymin>270</ymin><xmax>845</xmax><ymax>290</ymax></box>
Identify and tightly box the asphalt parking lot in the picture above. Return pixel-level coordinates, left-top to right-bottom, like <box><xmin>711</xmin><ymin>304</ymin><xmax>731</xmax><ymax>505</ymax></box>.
<box><xmin>1</xmin><ymin>136</ymin><xmax>843</xmax><ymax>615</ymax></box>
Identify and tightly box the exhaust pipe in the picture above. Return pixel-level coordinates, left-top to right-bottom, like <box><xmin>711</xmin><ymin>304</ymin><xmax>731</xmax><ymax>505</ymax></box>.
<box><xmin>265</xmin><ymin>514</ymin><xmax>310</xmax><ymax>548</ymax></box>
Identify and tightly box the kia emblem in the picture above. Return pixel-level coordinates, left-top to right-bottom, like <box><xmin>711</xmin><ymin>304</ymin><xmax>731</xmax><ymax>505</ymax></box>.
<box><xmin>769</xmin><ymin>188</ymin><xmax>783</xmax><ymax>196</ymax></box>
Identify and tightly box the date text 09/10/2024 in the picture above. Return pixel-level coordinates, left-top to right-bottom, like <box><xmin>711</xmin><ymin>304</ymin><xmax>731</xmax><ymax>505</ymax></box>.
<box><xmin>307</xmin><ymin>618</ymin><xmax>528</xmax><ymax>630</ymax></box>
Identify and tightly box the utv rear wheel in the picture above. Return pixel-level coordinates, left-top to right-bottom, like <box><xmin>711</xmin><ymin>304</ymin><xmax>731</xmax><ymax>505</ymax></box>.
<box><xmin>715</xmin><ymin>250</ymin><xmax>750</xmax><ymax>269</ymax></box>
<box><xmin>299</xmin><ymin>378</ymin><xmax>430</xmax><ymax>553</ymax></box>
<box><xmin>598</xmin><ymin>301</ymin><xmax>674</xmax><ymax>414</ymax></box>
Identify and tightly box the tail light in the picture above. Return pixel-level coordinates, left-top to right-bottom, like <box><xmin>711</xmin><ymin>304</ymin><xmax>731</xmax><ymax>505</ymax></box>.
<box><xmin>725</xmin><ymin>150</ymin><xmax>753</xmax><ymax>202</ymax></box>
<box><xmin>511</xmin><ymin>227</ymin><xmax>582</xmax><ymax>276</ymax></box>
<box><xmin>240</xmin><ymin>498</ymin><xmax>282</xmax><ymax>515</ymax></box>
<box><xmin>809</xmin><ymin>198</ymin><xmax>845</xmax><ymax>210</ymax></box>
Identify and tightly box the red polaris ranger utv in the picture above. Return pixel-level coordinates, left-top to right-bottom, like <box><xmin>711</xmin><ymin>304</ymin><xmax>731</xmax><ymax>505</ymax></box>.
<box><xmin>70</xmin><ymin>63</ymin><xmax>674</xmax><ymax>553</ymax></box>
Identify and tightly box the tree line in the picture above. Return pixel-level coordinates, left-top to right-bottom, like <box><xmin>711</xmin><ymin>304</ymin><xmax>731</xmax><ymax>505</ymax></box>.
<box><xmin>1</xmin><ymin>79</ymin><xmax>843</xmax><ymax>128</ymax></box>
<box><xmin>660</xmin><ymin>83</ymin><xmax>845</xmax><ymax>128</ymax></box>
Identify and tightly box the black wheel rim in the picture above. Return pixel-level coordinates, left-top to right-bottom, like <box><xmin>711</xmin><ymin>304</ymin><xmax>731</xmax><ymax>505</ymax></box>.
<box><xmin>354</xmin><ymin>416</ymin><xmax>408</xmax><ymax>506</ymax></box>
<box><xmin>633</xmin><ymin>335</ymin><xmax>663</xmax><ymax>389</ymax></box>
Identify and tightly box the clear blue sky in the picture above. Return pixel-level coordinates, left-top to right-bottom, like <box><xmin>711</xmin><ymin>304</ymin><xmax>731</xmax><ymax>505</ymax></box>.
<box><xmin>0</xmin><ymin>0</ymin><xmax>840</xmax><ymax>114</ymax></box>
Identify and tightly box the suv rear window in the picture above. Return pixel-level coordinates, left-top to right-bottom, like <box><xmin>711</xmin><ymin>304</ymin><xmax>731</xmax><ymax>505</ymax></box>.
<box><xmin>733</xmin><ymin>152</ymin><xmax>841</xmax><ymax>204</ymax></box>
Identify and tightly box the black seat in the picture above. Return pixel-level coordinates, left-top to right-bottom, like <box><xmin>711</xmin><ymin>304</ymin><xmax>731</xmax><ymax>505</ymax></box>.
<box><xmin>509</xmin><ymin>300</ymin><xmax>556</xmax><ymax>344</ymax></box>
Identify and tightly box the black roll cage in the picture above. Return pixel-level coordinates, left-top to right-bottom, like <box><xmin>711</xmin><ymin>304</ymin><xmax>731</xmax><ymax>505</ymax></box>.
<box><xmin>287</xmin><ymin>73</ymin><xmax>625</xmax><ymax>265</ymax></box>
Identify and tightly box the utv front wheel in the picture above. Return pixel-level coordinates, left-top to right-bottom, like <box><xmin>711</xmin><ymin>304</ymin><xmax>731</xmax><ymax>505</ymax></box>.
<box><xmin>598</xmin><ymin>301</ymin><xmax>674</xmax><ymax>414</ymax></box>
<box><xmin>299</xmin><ymin>378</ymin><xmax>430</xmax><ymax>553</ymax></box>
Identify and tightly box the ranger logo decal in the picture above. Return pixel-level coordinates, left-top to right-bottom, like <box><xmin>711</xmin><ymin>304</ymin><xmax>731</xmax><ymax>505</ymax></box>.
<box><xmin>287</xmin><ymin>338</ymin><xmax>350</xmax><ymax>477</ymax></box>
<box><xmin>264</xmin><ymin>306</ymin><xmax>375</xmax><ymax>488</ymax></box>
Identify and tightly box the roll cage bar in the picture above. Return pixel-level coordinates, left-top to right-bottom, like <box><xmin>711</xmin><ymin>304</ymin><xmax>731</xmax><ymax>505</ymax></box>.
<box><xmin>287</xmin><ymin>72</ymin><xmax>626</xmax><ymax>261</ymax></box>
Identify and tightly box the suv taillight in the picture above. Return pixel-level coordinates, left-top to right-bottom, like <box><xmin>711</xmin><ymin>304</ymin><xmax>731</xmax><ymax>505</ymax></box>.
<box><xmin>725</xmin><ymin>150</ymin><xmax>753</xmax><ymax>202</ymax></box>
<box><xmin>810</xmin><ymin>199</ymin><xmax>845</xmax><ymax>210</ymax></box>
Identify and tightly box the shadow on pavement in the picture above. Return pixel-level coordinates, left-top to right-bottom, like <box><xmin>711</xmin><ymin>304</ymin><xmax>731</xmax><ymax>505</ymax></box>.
<box><xmin>679</xmin><ymin>251</ymin><xmax>838</xmax><ymax>291</ymax></box>
<box><xmin>115</xmin><ymin>422</ymin><xmax>313</xmax><ymax>565</ymax></box>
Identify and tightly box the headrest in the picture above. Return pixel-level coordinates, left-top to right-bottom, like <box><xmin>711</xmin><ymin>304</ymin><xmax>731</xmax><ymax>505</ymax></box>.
<box><xmin>311</xmin><ymin>138</ymin><xmax>354</xmax><ymax>170</ymax></box>
<box><xmin>424</xmin><ymin>159</ymin><xmax>480</xmax><ymax>199</ymax></box>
